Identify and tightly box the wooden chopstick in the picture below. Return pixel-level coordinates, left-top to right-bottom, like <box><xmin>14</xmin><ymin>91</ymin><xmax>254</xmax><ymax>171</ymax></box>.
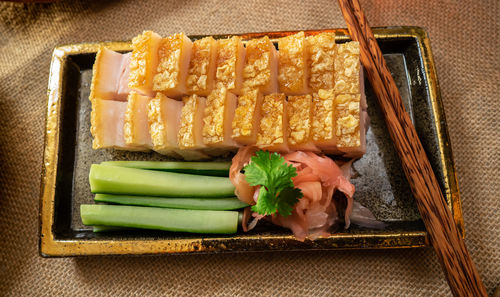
<box><xmin>337</xmin><ymin>1</ymin><xmax>487</xmax><ymax>296</ymax></box>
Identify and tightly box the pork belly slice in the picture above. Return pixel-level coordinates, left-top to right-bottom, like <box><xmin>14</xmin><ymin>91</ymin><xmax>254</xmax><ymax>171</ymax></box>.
<box><xmin>287</xmin><ymin>94</ymin><xmax>319</xmax><ymax>151</ymax></box>
<box><xmin>128</xmin><ymin>31</ymin><xmax>162</xmax><ymax>97</ymax></box>
<box><xmin>307</xmin><ymin>32</ymin><xmax>337</xmax><ymax>92</ymax></box>
<box><xmin>334</xmin><ymin>93</ymin><xmax>366</xmax><ymax>157</ymax></box>
<box><xmin>124</xmin><ymin>92</ymin><xmax>153</xmax><ymax>151</ymax></box>
<box><xmin>90</xmin><ymin>47</ymin><xmax>131</xmax><ymax>101</ymax></box>
<box><xmin>91</xmin><ymin>99</ymin><xmax>142</xmax><ymax>151</ymax></box>
<box><xmin>116</xmin><ymin>52</ymin><xmax>132</xmax><ymax>99</ymax></box>
<box><xmin>215</xmin><ymin>36</ymin><xmax>246</xmax><ymax>95</ymax></box>
<box><xmin>256</xmin><ymin>93</ymin><xmax>289</xmax><ymax>152</ymax></box>
<box><xmin>153</xmin><ymin>33</ymin><xmax>193</xmax><ymax>98</ymax></box>
<box><xmin>242</xmin><ymin>36</ymin><xmax>278</xmax><ymax>94</ymax></box>
<box><xmin>148</xmin><ymin>93</ymin><xmax>183</xmax><ymax>158</ymax></box>
<box><xmin>232</xmin><ymin>89</ymin><xmax>263</xmax><ymax>145</ymax></box>
<box><xmin>277</xmin><ymin>32</ymin><xmax>310</xmax><ymax>95</ymax></box>
<box><xmin>186</xmin><ymin>37</ymin><xmax>218</xmax><ymax>96</ymax></box>
<box><xmin>177</xmin><ymin>94</ymin><xmax>210</xmax><ymax>160</ymax></box>
<box><xmin>202</xmin><ymin>87</ymin><xmax>239</xmax><ymax>155</ymax></box>
<box><xmin>334</xmin><ymin>41</ymin><xmax>362</xmax><ymax>94</ymax></box>
<box><xmin>311</xmin><ymin>89</ymin><xmax>339</xmax><ymax>154</ymax></box>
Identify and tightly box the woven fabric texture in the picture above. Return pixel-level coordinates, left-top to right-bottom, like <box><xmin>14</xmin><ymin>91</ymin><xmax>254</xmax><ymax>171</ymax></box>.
<box><xmin>0</xmin><ymin>0</ymin><xmax>498</xmax><ymax>296</ymax></box>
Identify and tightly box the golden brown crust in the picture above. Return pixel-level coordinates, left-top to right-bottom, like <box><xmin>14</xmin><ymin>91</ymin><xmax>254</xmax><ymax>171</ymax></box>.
<box><xmin>128</xmin><ymin>31</ymin><xmax>161</xmax><ymax>94</ymax></box>
<box><xmin>147</xmin><ymin>95</ymin><xmax>166</xmax><ymax>150</ymax></box>
<box><xmin>307</xmin><ymin>32</ymin><xmax>337</xmax><ymax>91</ymax></box>
<box><xmin>177</xmin><ymin>95</ymin><xmax>210</xmax><ymax>160</ymax></box>
<box><xmin>89</xmin><ymin>47</ymin><xmax>104</xmax><ymax>101</ymax></box>
<box><xmin>287</xmin><ymin>94</ymin><xmax>313</xmax><ymax>145</ymax></box>
<box><xmin>334</xmin><ymin>93</ymin><xmax>361</xmax><ymax>148</ymax></box>
<box><xmin>278</xmin><ymin>32</ymin><xmax>309</xmax><ymax>94</ymax></box>
<box><xmin>243</xmin><ymin>36</ymin><xmax>273</xmax><ymax>91</ymax></box>
<box><xmin>186</xmin><ymin>37</ymin><xmax>217</xmax><ymax>95</ymax></box>
<box><xmin>153</xmin><ymin>33</ymin><xmax>192</xmax><ymax>94</ymax></box>
<box><xmin>203</xmin><ymin>88</ymin><xmax>227</xmax><ymax>145</ymax></box>
<box><xmin>215</xmin><ymin>36</ymin><xmax>244</xmax><ymax>93</ymax></box>
<box><xmin>90</xmin><ymin>98</ymin><xmax>103</xmax><ymax>149</ymax></box>
<box><xmin>334</xmin><ymin>41</ymin><xmax>361</xmax><ymax>94</ymax></box>
<box><xmin>178</xmin><ymin>94</ymin><xmax>200</xmax><ymax>149</ymax></box>
<box><xmin>311</xmin><ymin>89</ymin><xmax>335</xmax><ymax>142</ymax></box>
<box><xmin>124</xmin><ymin>92</ymin><xmax>151</xmax><ymax>149</ymax></box>
<box><xmin>91</xmin><ymin>99</ymin><xmax>134</xmax><ymax>150</ymax></box>
<box><xmin>232</xmin><ymin>89</ymin><xmax>261</xmax><ymax>139</ymax></box>
<box><xmin>256</xmin><ymin>93</ymin><xmax>287</xmax><ymax>147</ymax></box>
<box><xmin>124</xmin><ymin>92</ymin><xmax>138</xmax><ymax>145</ymax></box>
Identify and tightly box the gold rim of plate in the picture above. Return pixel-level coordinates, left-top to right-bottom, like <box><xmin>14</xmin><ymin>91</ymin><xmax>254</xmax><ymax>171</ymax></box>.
<box><xmin>39</xmin><ymin>26</ymin><xmax>463</xmax><ymax>257</ymax></box>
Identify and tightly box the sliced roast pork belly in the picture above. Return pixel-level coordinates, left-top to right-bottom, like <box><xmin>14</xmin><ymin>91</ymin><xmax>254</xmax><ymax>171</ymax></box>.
<box><xmin>89</xmin><ymin>31</ymin><xmax>368</xmax><ymax>159</ymax></box>
<box><xmin>186</xmin><ymin>36</ymin><xmax>218</xmax><ymax>96</ymax></box>
<box><xmin>242</xmin><ymin>36</ymin><xmax>278</xmax><ymax>94</ymax></box>
<box><xmin>256</xmin><ymin>93</ymin><xmax>289</xmax><ymax>152</ymax></box>
<box><xmin>128</xmin><ymin>31</ymin><xmax>162</xmax><ymax>97</ymax></box>
<box><xmin>311</xmin><ymin>90</ymin><xmax>366</xmax><ymax>157</ymax></box>
<box><xmin>202</xmin><ymin>87</ymin><xmax>239</xmax><ymax>155</ymax></box>
<box><xmin>177</xmin><ymin>94</ymin><xmax>210</xmax><ymax>160</ymax></box>
<box><xmin>232</xmin><ymin>89</ymin><xmax>263</xmax><ymax>145</ymax></box>
<box><xmin>287</xmin><ymin>94</ymin><xmax>318</xmax><ymax>151</ymax></box>
<box><xmin>311</xmin><ymin>89</ymin><xmax>339</xmax><ymax>154</ymax></box>
<box><xmin>277</xmin><ymin>32</ymin><xmax>310</xmax><ymax>95</ymax></box>
<box><xmin>153</xmin><ymin>33</ymin><xmax>193</xmax><ymax>98</ymax></box>
<box><xmin>333</xmin><ymin>41</ymin><xmax>366</xmax><ymax>157</ymax></box>
<box><xmin>90</xmin><ymin>47</ymin><xmax>131</xmax><ymax>101</ymax></box>
<box><xmin>334</xmin><ymin>93</ymin><xmax>366</xmax><ymax>157</ymax></box>
<box><xmin>307</xmin><ymin>32</ymin><xmax>337</xmax><ymax>92</ymax></box>
<box><xmin>148</xmin><ymin>93</ymin><xmax>183</xmax><ymax>157</ymax></box>
<box><xmin>215</xmin><ymin>36</ymin><xmax>246</xmax><ymax>95</ymax></box>
<box><xmin>124</xmin><ymin>92</ymin><xmax>153</xmax><ymax>151</ymax></box>
<box><xmin>334</xmin><ymin>41</ymin><xmax>362</xmax><ymax>94</ymax></box>
<box><xmin>91</xmin><ymin>99</ymin><xmax>142</xmax><ymax>151</ymax></box>
<box><xmin>116</xmin><ymin>52</ymin><xmax>131</xmax><ymax>99</ymax></box>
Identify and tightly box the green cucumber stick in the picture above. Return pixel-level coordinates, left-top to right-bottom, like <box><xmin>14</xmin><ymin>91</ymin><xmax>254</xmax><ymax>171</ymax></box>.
<box><xmin>89</xmin><ymin>164</ymin><xmax>235</xmax><ymax>197</ymax></box>
<box><xmin>100</xmin><ymin>161</ymin><xmax>230</xmax><ymax>176</ymax></box>
<box><xmin>94</xmin><ymin>194</ymin><xmax>248</xmax><ymax>210</ymax></box>
<box><xmin>81</xmin><ymin>204</ymin><xmax>238</xmax><ymax>234</ymax></box>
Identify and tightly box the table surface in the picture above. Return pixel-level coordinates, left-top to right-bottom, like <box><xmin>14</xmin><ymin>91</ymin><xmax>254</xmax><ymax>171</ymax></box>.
<box><xmin>0</xmin><ymin>0</ymin><xmax>498</xmax><ymax>296</ymax></box>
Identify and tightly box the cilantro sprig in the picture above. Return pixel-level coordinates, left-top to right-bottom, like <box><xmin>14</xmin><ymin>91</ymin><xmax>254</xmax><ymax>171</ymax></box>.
<box><xmin>243</xmin><ymin>151</ymin><xmax>303</xmax><ymax>217</ymax></box>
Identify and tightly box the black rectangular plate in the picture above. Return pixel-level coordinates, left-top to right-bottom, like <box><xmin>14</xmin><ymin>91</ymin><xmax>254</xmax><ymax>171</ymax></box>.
<box><xmin>40</xmin><ymin>27</ymin><xmax>463</xmax><ymax>256</ymax></box>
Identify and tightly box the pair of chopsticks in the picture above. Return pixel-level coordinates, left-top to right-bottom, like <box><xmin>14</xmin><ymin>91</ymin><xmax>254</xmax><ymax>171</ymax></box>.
<box><xmin>337</xmin><ymin>0</ymin><xmax>487</xmax><ymax>296</ymax></box>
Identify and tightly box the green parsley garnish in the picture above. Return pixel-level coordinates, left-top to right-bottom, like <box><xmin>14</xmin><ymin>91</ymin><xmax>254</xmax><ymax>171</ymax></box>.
<box><xmin>243</xmin><ymin>150</ymin><xmax>303</xmax><ymax>217</ymax></box>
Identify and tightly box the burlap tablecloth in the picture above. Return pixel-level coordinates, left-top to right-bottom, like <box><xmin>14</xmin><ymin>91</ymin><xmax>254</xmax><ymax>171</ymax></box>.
<box><xmin>0</xmin><ymin>0</ymin><xmax>498</xmax><ymax>296</ymax></box>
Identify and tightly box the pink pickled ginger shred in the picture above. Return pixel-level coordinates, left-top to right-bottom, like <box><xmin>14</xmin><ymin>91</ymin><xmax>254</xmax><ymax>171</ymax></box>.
<box><xmin>273</xmin><ymin>151</ymin><xmax>355</xmax><ymax>240</ymax></box>
<box><xmin>229</xmin><ymin>146</ymin><xmax>258</xmax><ymax>205</ymax></box>
<box><xmin>229</xmin><ymin>148</ymin><xmax>383</xmax><ymax>241</ymax></box>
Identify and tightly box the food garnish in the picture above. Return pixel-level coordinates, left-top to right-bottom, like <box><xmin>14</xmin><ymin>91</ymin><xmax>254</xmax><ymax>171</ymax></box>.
<box><xmin>243</xmin><ymin>150</ymin><xmax>302</xmax><ymax>217</ymax></box>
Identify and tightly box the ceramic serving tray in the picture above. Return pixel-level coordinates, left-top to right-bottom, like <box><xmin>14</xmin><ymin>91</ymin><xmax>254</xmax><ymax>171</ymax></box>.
<box><xmin>39</xmin><ymin>26</ymin><xmax>463</xmax><ymax>257</ymax></box>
